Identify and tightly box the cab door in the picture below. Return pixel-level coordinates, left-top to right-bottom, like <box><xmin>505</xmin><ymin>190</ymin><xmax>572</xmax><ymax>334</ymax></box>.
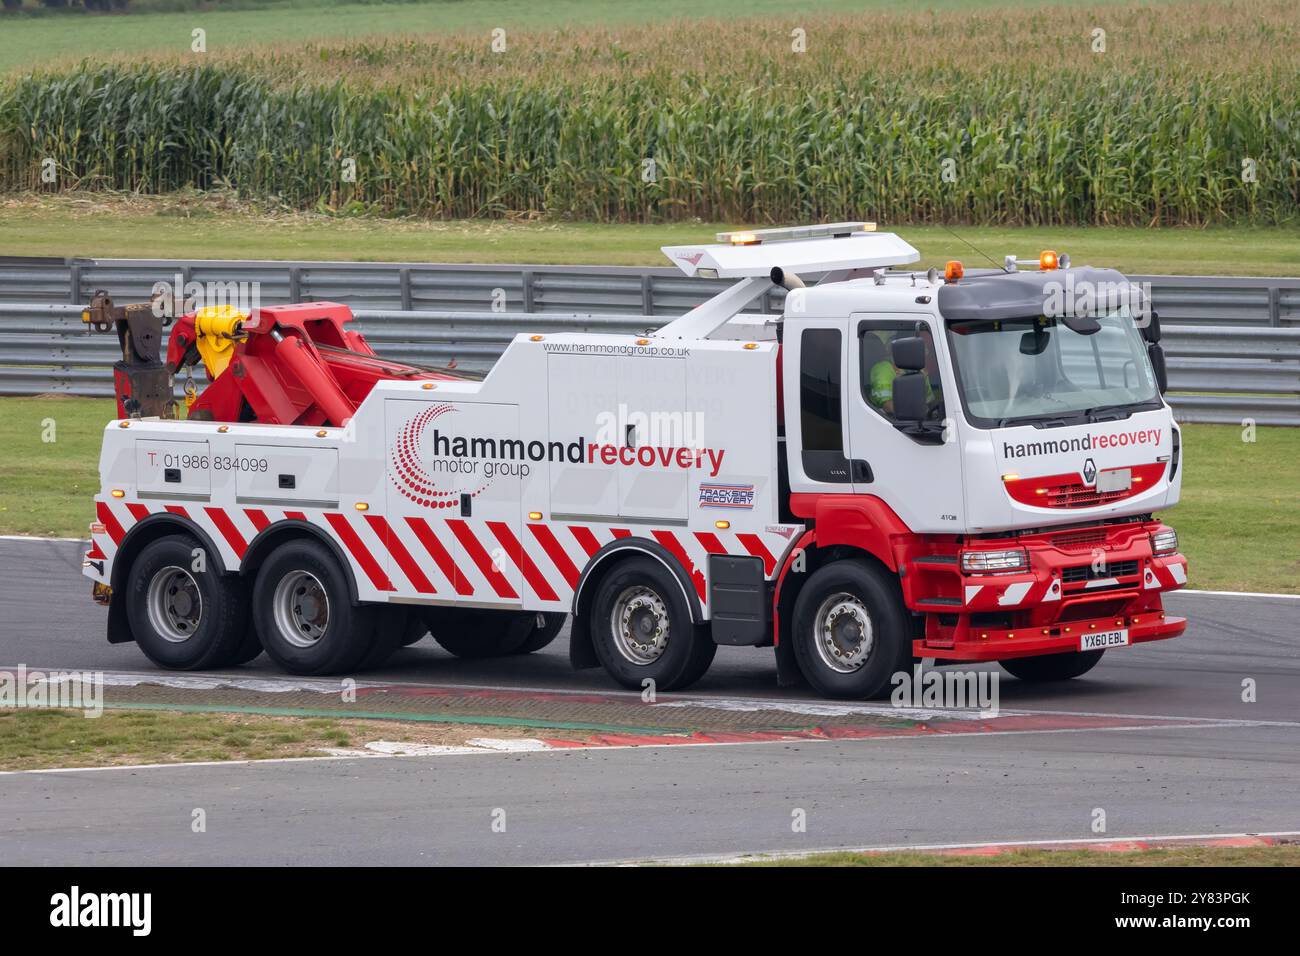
<box><xmin>846</xmin><ymin>314</ymin><xmax>966</xmax><ymax>533</ymax></box>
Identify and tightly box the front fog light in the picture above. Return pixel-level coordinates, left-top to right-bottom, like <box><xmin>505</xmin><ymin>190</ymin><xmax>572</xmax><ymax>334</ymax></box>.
<box><xmin>1151</xmin><ymin>529</ymin><xmax>1179</xmax><ymax>555</ymax></box>
<box><xmin>961</xmin><ymin>548</ymin><xmax>1029</xmax><ymax>574</ymax></box>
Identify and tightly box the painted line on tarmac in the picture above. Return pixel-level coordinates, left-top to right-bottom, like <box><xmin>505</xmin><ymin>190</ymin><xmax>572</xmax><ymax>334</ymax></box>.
<box><xmin>591</xmin><ymin>830</ymin><xmax>1300</xmax><ymax>867</ymax></box>
<box><xmin>1179</xmin><ymin>588</ymin><xmax>1300</xmax><ymax>600</ymax></box>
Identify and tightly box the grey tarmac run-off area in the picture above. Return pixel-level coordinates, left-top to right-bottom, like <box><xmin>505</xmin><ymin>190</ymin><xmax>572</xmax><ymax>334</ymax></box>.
<box><xmin>0</xmin><ymin>537</ymin><xmax>1296</xmax><ymax>865</ymax></box>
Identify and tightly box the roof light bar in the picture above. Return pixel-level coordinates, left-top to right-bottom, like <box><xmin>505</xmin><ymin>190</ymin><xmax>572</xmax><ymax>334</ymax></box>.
<box><xmin>714</xmin><ymin>222</ymin><xmax>876</xmax><ymax>245</ymax></box>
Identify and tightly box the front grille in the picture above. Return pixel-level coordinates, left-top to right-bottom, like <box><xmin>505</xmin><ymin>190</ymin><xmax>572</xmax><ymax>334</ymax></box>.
<box><xmin>1062</xmin><ymin>559</ymin><xmax>1140</xmax><ymax>584</ymax></box>
<box><xmin>1045</xmin><ymin>483</ymin><xmax>1133</xmax><ymax>509</ymax></box>
<box><xmin>1052</xmin><ymin>529</ymin><xmax>1108</xmax><ymax>551</ymax></box>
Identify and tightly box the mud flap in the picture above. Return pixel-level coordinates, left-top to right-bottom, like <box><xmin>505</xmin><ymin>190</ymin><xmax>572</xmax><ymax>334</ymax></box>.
<box><xmin>106</xmin><ymin>592</ymin><xmax>135</xmax><ymax>645</ymax></box>
<box><xmin>568</xmin><ymin>611</ymin><xmax>599</xmax><ymax>669</ymax></box>
<box><xmin>775</xmin><ymin>636</ymin><xmax>804</xmax><ymax>688</ymax></box>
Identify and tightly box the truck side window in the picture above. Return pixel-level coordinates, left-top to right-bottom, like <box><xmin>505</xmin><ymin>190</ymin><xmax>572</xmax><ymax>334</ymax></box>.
<box><xmin>800</xmin><ymin>328</ymin><xmax>843</xmax><ymax>452</ymax></box>
<box><xmin>859</xmin><ymin>323</ymin><xmax>942</xmax><ymax>422</ymax></box>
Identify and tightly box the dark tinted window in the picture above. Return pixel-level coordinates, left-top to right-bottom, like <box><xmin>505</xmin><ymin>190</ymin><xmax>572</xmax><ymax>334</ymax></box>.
<box><xmin>800</xmin><ymin>328</ymin><xmax>843</xmax><ymax>451</ymax></box>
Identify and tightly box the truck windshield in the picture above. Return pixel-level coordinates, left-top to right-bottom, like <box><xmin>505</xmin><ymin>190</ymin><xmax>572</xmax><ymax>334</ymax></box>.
<box><xmin>945</xmin><ymin>309</ymin><xmax>1160</xmax><ymax>427</ymax></box>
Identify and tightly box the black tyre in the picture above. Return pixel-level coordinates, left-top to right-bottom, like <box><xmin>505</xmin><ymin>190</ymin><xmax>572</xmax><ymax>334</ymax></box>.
<box><xmin>515</xmin><ymin>612</ymin><xmax>567</xmax><ymax>654</ymax></box>
<box><xmin>124</xmin><ymin>534</ymin><xmax>249</xmax><ymax>670</ymax></box>
<box><xmin>400</xmin><ymin>614</ymin><xmax>430</xmax><ymax>647</ymax></box>
<box><xmin>589</xmin><ymin>557</ymin><xmax>712</xmax><ymax>691</ymax></box>
<box><xmin>791</xmin><ymin>559</ymin><xmax>912</xmax><ymax>699</ymax></box>
<box><xmin>1000</xmin><ymin>649</ymin><xmax>1104</xmax><ymax>682</ymax></box>
<box><xmin>228</xmin><ymin>623</ymin><xmax>264</xmax><ymax>666</ymax></box>
<box><xmin>356</xmin><ymin>605</ymin><xmax>409</xmax><ymax>670</ymax></box>
<box><xmin>252</xmin><ymin>538</ymin><xmax>381</xmax><ymax>675</ymax></box>
<box><xmin>423</xmin><ymin>607</ymin><xmax>532</xmax><ymax>658</ymax></box>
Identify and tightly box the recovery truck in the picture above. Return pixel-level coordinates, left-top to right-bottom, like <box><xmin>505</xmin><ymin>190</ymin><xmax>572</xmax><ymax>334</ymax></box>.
<box><xmin>81</xmin><ymin>224</ymin><xmax>1188</xmax><ymax>698</ymax></box>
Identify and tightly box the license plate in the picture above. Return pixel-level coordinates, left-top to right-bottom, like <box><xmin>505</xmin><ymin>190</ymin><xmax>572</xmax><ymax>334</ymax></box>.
<box><xmin>1096</xmin><ymin>468</ymin><xmax>1131</xmax><ymax>492</ymax></box>
<box><xmin>1081</xmin><ymin>628</ymin><xmax>1129</xmax><ymax>651</ymax></box>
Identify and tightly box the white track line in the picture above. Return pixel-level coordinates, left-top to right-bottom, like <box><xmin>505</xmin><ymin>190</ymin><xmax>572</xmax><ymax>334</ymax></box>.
<box><xmin>587</xmin><ymin>830</ymin><xmax>1300</xmax><ymax>867</ymax></box>
<box><xmin>1180</xmin><ymin>588</ymin><xmax>1300</xmax><ymax>600</ymax></box>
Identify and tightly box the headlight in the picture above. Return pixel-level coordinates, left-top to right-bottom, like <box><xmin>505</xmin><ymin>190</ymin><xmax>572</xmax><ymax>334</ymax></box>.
<box><xmin>1151</xmin><ymin>528</ymin><xmax>1179</xmax><ymax>555</ymax></box>
<box><xmin>961</xmin><ymin>548</ymin><xmax>1029</xmax><ymax>574</ymax></box>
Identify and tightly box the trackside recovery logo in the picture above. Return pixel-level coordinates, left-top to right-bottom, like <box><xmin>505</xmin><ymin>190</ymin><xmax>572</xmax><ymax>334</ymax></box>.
<box><xmin>1002</xmin><ymin>428</ymin><xmax>1161</xmax><ymax>460</ymax></box>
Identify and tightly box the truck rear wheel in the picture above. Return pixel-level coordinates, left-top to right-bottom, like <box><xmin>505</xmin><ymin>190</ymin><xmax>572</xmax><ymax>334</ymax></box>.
<box><xmin>252</xmin><ymin>538</ymin><xmax>381</xmax><ymax>675</ymax></box>
<box><xmin>589</xmin><ymin>557</ymin><xmax>715</xmax><ymax>691</ymax></box>
<box><xmin>791</xmin><ymin>559</ymin><xmax>911</xmax><ymax>699</ymax></box>
<box><xmin>125</xmin><ymin>534</ymin><xmax>250</xmax><ymax>670</ymax></box>
<box><xmin>1000</xmin><ymin>649</ymin><xmax>1104</xmax><ymax>682</ymax></box>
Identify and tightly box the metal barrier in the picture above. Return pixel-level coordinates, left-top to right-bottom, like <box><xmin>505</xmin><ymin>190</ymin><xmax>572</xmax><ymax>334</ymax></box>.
<box><xmin>2</xmin><ymin>302</ymin><xmax>1297</xmax><ymax>425</ymax></box>
<box><xmin>6</xmin><ymin>255</ymin><xmax>1297</xmax><ymax>326</ymax></box>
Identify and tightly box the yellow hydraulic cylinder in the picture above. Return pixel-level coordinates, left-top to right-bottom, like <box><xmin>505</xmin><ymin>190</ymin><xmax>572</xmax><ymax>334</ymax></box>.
<box><xmin>191</xmin><ymin>305</ymin><xmax>248</xmax><ymax>378</ymax></box>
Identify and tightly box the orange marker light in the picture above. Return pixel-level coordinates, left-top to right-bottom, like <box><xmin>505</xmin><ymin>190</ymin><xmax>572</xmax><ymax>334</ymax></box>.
<box><xmin>944</xmin><ymin>260</ymin><xmax>964</xmax><ymax>282</ymax></box>
<box><xmin>528</xmin><ymin>512</ymin><xmax>543</xmax><ymax>521</ymax></box>
<box><xmin>729</xmin><ymin>232</ymin><xmax>759</xmax><ymax>246</ymax></box>
<box><xmin>1039</xmin><ymin>250</ymin><xmax>1059</xmax><ymax>270</ymax></box>
<box><xmin>715</xmin><ymin>520</ymin><xmax>731</xmax><ymax>530</ymax></box>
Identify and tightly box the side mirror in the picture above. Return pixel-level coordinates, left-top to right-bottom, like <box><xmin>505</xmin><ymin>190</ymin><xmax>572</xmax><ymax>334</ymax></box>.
<box><xmin>1147</xmin><ymin>342</ymin><xmax>1168</xmax><ymax>394</ymax></box>
<box><xmin>891</xmin><ymin>336</ymin><xmax>926</xmax><ymax>371</ymax></box>
<box><xmin>892</xmin><ymin>371</ymin><xmax>929</xmax><ymax>421</ymax></box>
<box><xmin>1140</xmin><ymin>310</ymin><xmax>1162</xmax><ymax>344</ymax></box>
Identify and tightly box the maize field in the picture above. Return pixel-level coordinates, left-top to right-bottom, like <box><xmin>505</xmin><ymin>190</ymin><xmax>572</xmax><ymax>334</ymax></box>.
<box><xmin>0</xmin><ymin>0</ymin><xmax>1296</xmax><ymax>226</ymax></box>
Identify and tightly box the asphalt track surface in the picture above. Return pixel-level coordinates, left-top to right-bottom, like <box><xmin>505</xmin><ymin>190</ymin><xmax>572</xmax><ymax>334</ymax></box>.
<box><xmin>1</xmin><ymin>537</ymin><xmax>1297</xmax><ymax>865</ymax></box>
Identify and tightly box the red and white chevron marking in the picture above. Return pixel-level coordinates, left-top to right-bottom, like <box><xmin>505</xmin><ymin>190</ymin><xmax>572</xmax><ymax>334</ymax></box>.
<box><xmin>87</xmin><ymin>498</ymin><xmax>794</xmax><ymax>612</ymax></box>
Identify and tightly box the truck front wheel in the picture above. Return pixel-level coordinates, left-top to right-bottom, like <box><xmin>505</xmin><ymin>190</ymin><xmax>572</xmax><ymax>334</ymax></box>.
<box><xmin>252</xmin><ymin>539</ymin><xmax>382</xmax><ymax>675</ymax></box>
<box><xmin>125</xmin><ymin>534</ymin><xmax>250</xmax><ymax>670</ymax></box>
<box><xmin>791</xmin><ymin>560</ymin><xmax>911</xmax><ymax>699</ymax></box>
<box><xmin>589</xmin><ymin>557</ymin><xmax>715</xmax><ymax>691</ymax></box>
<box><xmin>1000</xmin><ymin>650</ymin><xmax>1104</xmax><ymax>682</ymax></box>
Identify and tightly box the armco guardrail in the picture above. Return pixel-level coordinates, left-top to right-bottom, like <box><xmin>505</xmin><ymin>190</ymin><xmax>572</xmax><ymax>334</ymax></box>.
<box><xmin>4</xmin><ymin>256</ymin><xmax>1299</xmax><ymax>327</ymax></box>
<box><xmin>2</xmin><ymin>302</ymin><xmax>1297</xmax><ymax>425</ymax></box>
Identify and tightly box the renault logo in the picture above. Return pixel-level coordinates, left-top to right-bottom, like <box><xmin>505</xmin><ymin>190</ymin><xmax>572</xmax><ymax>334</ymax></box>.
<box><xmin>1082</xmin><ymin>457</ymin><xmax>1097</xmax><ymax>485</ymax></box>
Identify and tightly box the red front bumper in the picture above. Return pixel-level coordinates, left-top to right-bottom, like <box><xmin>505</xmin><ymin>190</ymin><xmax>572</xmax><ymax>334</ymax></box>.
<box><xmin>902</xmin><ymin>519</ymin><xmax>1188</xmax><ymax>662</ymax></box>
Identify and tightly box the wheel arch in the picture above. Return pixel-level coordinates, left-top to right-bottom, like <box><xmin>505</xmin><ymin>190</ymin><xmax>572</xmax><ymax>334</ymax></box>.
<box><xmin>241</xmin><ymin>519</ymin><xmax>361</xmax><ymax>605</ymax></box>
<box><xmin>568</xmin><ymin>537</ymin><xmax>704</xmax><ymax>670</ymax></box>
<box><xmin>111</xmin><ymin>513</ymin><xmax>231</xmax><ymax>594</ymax></box>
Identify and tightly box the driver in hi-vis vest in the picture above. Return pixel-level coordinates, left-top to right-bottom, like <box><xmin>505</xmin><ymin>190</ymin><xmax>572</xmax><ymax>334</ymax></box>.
<box><xmin>868</xmin><ymin>330</ymin><xmax>937</xmax><ymax>415</ymax></box>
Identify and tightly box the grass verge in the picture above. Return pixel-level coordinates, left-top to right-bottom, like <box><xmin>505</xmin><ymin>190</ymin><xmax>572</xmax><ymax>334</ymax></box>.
<box><xmin>729</xmin><ymin>844</ymin><xmax>1300</xmax><ymax>866</ymax></box>
<box><xmin>0</xmin><ymin>706</ymin><xmax>569</xmax><ymax>771</ymax></box>
<box><xmin>2</xmin><ymin>194</ymin><xmax>1299</xmax><ymax>275</ymax></box>
<box><xmin>0</xmin><ymin>398</ymin><xmax>1295</xmax><ymax>592</ymax></box>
